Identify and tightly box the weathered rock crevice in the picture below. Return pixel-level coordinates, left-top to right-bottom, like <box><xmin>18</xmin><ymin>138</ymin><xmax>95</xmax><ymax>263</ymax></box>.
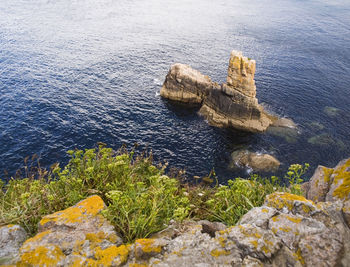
<box><xmin>160</xmin><ymin>50</ymin><xmax>277</xmax><ymax>133</ymax></box>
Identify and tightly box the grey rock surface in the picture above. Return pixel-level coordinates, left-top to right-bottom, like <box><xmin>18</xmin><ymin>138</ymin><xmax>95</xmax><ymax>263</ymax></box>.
<box><xmin>0</xmin><ymin>224</ymin><xmax>27</xmax><ymax>265</ymax></box>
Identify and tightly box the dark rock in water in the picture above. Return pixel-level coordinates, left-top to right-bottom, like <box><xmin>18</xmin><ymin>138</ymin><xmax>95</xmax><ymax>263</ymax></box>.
<box><xmin>230</xmin><ymin>149</ymin><xmax>280</xmax><ymax>172</ymax></box>
<box><xmin>160</xmin><ymin>50</ymin><xmax>275</xmax><ymax>133</ymax></box>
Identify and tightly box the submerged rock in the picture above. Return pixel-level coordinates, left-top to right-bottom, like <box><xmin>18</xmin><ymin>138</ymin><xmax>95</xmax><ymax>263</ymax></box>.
<box><xmin>307</xmin><ymin>133</ymin><xmax>346</xmax><ymax>150</ymax></box>
<box><xmin>266</xmin><ymin>125</ymin><xmax>299</xmax><ymax>143</ymax></box>
<box><xmin>324</xmin><ymin>106</ymin><xmax>340</xmax><ymax>117</ymax></box>
<box><xmin>160</xmin><ymin>50</ymin><xmax>276</xmax><ymax>133</ymax></box>
<box><xmin>271</xmin><ymin>117</ymin><xmax>297</xmax><ymax>129</ymax></box>
<box><xmin>307</xmin><ymin>121</ymin><xmax>325</xmax><ymax>131</ymax></box>
<box><xmin>230</xmin><ymin>149</ymin><xmax>280</xmax><ymax>172</ymax></box>
<box><xmin>308</xmin><ymin>133</ymin><xmax>334</xmax><ymax>146</ymax></box>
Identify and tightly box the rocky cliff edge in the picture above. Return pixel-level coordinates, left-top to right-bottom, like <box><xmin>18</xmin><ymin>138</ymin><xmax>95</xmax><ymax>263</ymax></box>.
<box><xmin>1</xmin><ymin>158</ymin><xmax>349</xmax><ymax>266</ymax></box>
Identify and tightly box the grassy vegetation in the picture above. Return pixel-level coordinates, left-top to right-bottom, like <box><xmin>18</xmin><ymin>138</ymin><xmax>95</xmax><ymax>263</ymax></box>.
<box><xmin>0</xmin><ymin>145</ymin><xmax>308</xmax><ymax>242</ymax></box>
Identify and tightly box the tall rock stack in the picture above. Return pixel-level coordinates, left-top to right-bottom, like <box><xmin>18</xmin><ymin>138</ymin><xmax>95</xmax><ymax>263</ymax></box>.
<box><xmin>226</xmin><ymin>50</ymin><xmax>256</xmax><ymax>98</ymax></box>
<box><xmin>160</xmin><ymin>50</ymin><xmax>274</xmax><ymax>133</ymax></box>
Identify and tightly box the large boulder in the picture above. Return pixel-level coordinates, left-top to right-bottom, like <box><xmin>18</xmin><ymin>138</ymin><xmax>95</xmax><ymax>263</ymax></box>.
<box><xmin>17</xmin><ymin>195</ymin><xmax>124</xmax><ymax>266</ymax></box>
<box><xmin>160</xmin><ymin>50</ymin><xmax>275</xmax><ymax>133</ymax></box>
<box><xmin>303</xmin><ymin>158</ymin><xmax>350</xmax><ymax>202</ymax></box>
<box><xmin>306</xmin><ymin>165</ymin><xmax>334</xmax><ymax>202</ymax></box>
<box><xmin>326</xmin><ymin>158</ymin><xmax>350</xmax><ymax>202</ymax></box>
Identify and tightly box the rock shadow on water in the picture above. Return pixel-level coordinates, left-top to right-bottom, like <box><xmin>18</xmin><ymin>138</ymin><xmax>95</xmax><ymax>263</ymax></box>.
<box><xmin>162</xmin><ymin>99</ymin><xmax>202</xmax><ymax>118</ymax></box>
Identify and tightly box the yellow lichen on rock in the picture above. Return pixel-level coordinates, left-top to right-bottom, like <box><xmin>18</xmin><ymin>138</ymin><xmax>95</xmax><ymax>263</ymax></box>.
<box><xmin>128</xmin><ymin>263</ymin><xmax>150</xmax><ymax>267</ymax></box>
<box><xmin>265</xmin><ymin>192</ymin><xmax>315</xmax><ymax>214</ymax></box>
<box><xmin>210</xmin><ymin>249</ymin><xmax>231</xmax><ymax>257</ymax></box>
<box><xmin>217</xmin><ymin>236</ymin><xmax>227</xmax><ymax>247</ymax></box>
<box><xmin>322</xmin><ymin>167</ymin><xmax>334</xmax><ymax>183</ymax></box>
<box><xmin>20</xmin><ymin>230</ymin><xmax>52</xmax><ymax>251</ymax></box>
<box><xmin>17</xmin><ymin>245</ymin><xmax>65</xmax><ymax>267</ymax></box>
<box><xmin>285</xmin><ymin>215</ymin><xmax>302</xmax><ymax>224</ymax></box>
<box><xmin>250</xmin><ymin>240</ymin><xmax>258</xmax><ymax>249</ymax></box>
<box><xmin>135</xmin><ymin>239</ymin><xmax>162</xmax><ymax>254</ymax></box>
<box><xmin>332</xmin><ymin>159</ymin><xmax>350</xmax><ymax>200</ymax></box>
<box><xmin>238</xmin><ymin>225</ymin><xmax>261</xmax><ymax>239</ymax></box>
<box><xmin>94</xmin><ymin>245</ymin><xmax>130</xmax><ymax>266</ymax></box>
<box><xmin>17</xmin><ymin>195</ymin><xmax>123</xmax><ymax>266</ymax></box>
<box><xmin>293</xmin><ymin>248</ymin><xmax>305</xmax><ymax>265</ymax></box>
<box><xmin>279</xmin><ymin>227</ymin><xmax>292</xmax><ymax>232</ymax></box>
<box><xmin>271</xmin><ymin>216</ymin><xmax>279</xmax><ymax>222</ymax></box>
<box><xmin>40</xmin><ymin>195</ymin><xmax>105</xmax><ymax>226</ymax></box>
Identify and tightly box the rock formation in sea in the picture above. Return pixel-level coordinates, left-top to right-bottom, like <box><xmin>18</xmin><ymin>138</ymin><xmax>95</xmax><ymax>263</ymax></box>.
<box><xmin>160</xmin><ymin>50</ymin><xmax>276</xmax><ymax>133</ymax></box>
<box><xmin>2</xmin><ymin>158</ymin><xmax>349</xmax><ymax>266</ymax></box>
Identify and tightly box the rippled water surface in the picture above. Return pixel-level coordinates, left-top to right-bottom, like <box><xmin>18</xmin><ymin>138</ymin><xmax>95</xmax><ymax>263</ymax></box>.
<box><xmin>1</xmin><ymin>0</ymin><xmax>350</xmax><ymax>182</ymax></box>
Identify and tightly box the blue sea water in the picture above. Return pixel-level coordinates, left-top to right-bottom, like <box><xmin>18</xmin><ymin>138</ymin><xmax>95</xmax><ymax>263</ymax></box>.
<box><xmin>0</xmin><ymin>0</ymin><xmax>350</xmax><ymax>182</ymax></box>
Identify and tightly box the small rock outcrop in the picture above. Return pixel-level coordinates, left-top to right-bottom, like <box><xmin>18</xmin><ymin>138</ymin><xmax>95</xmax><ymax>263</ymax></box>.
<box><xmin>230</xmin><ymin>149</ymin><xmax>281</xmax><ymax>172</ymax></box>
<box><xmin>304</xmin><ymin>158</ymin><xmax>350</xmax><ymax>203</ymax></box>
<box><xmin>160</xmin><ymin>50</ymin><xmax>276</xmax><ymax>133</ymax></box>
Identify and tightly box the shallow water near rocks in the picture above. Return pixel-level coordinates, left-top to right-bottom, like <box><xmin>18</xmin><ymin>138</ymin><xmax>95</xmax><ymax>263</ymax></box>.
<box><xmin>0</xmin><ymin>0</ymin><xmax>349</xmax><ymax>183</ymax></box>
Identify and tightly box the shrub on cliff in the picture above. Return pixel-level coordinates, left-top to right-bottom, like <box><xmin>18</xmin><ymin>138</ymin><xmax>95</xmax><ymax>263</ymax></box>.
<box><xmin>0</xmin><ymin>145</ymin><xmax>190</xmax><ymax>240</ymax></box>
<box><xmin>0</xmin><ymin>145</ymin><xmax>308</xmax><ymax>242</ymax></box>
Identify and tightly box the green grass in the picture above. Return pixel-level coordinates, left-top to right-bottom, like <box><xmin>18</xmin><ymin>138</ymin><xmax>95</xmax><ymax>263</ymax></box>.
<box><xmin>0</xmin><ymin>145</ymin><xmax>308</xmax><ymax>242</ymax></box>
